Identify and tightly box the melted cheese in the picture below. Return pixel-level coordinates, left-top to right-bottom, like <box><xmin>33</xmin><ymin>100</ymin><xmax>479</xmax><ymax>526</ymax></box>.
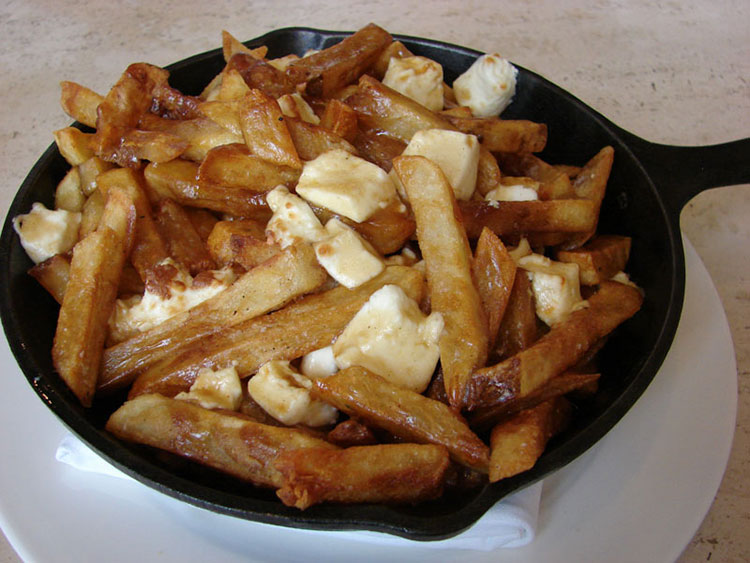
<box><xmin>265</xmin><ymin>185</ymin><xmax>327</xmax><ymax>248</ymax></box>
<box><xmin>300</xmin><ymin>346</ymin><xmax>338</xmax><ymax>379</ymax></box>
<box><xmin>332</xmin><ymin>284</ymin><xmax>444</xmax><ymax>393</ymax></box>
<box><xmin>12</xmin><ymin>202</ymin><xmax>81</xmax><ymax>264</ymax></box>
<box><xmin>175</xmin><ymin>366</ymin><xmax>242</xmax><ymax>410</ymax></box>
<box><xmin>313</xmin><ymin>219</ymin><xmax>384</xmax><ymax>288</ymax></box>
<box><xmin>247</xmin><ymin>361</ymin><xmax>338</xmax><ymax>426</ymax></box>
<box><xmin>295</xmin><ymin>149</ymin><xmax>397</xmax><ymax>222</ymax></box>
<box><xmin>453</xmin><ymin>53</ymin><xmax>518</xmax><ymax>117</ymax></box>
<box><xmin>518</xmin><ymin>253</ymin><xmax>586</xmax><ymax>326</ymax></box>
<box><xmin>485</xmin><ymin>183</ymin><xmax>539</xmax><ymax>202</ymax></box>
<box><xmin>382</xmin><ymin>56</ymin><xmax>444</xmax><ymax>111</ymax></box>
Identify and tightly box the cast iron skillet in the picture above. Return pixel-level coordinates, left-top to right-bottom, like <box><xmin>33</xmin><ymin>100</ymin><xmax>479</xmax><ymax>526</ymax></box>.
<box><xmin>1</xmin><ymin>27</ymin><xmax>748</xmax><ymax>540</ymax></box>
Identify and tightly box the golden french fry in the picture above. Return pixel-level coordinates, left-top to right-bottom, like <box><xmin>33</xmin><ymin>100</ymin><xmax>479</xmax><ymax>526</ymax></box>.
<box><xmin>28</xmin><ymin>254</ymin><xmax>71</xmax><ymax>304</ymax></box>
<box><xmin>150</xmin><ymin>82</ymin><xmax>203</xmax><ymax>120</ymax></box>
<box><xmin>139</xmin><ymin>113</ymin><xmax>242</xmax><ymax>161</ymax></box>
<box><xmin>488</xmin><ymin>397</ymin><xmax>571</xmax><ymax>482</ymax></box>
<box><xmin>556</xmin><ymin>235</ymin><xmax>632</xmax><ymax>285</ymax></box>
<box><xmin>206</xmin><ymin>219</ymin><xmax>280</xmax><ymax>270</ymax></box>
<box><xmin>326</xmin><ymin>419</ymin><xmax>377</xmax><ymax>448</ymax></box>
<box><xmin>459</xmin><ymin>199</ymin><xmax>599</xmax><ymax>240</ymax></box>
<box><xmin>154</xmin><ymin>198</ymin><xmax>216</xmax><ymax>275</ymax></box>
<box><xmin>494</xmin><ymin>267</ymin><xmax>540</xmax><ymax>360</ymax></box>
<box><xmin>53</xmin><ymin>127</ymin><xmax>95</xmax><ymax>166</ymax></box>
<box><xmin>371</xmin><ymin>40</ymin><xmax>414</xmax><ymax>78</ymax></box>
<box><xmin>225</xmin><ymin>53</ymin><xmax>296</xmax><ymax>98</ymax></box>
<box><xmin>473</xmin><ymin>227</ymin><xmax>517</xmax><ymax>350</ymax></box>
<box><xmin>285</xmin><ymin>23</ymin><xmax>392</xmax><ymax>97</ymax></box>
<box><xmin>59</xmin><ymin>81</ymin><xmax>103</xmax><ymax>128</ymax></box>
<box><xmin>496</xmin><ymin>152</ymin><xmax>574</xmax><ymax>200</ymax></box>
<box><xmin>127</xmin><ymin>265</ymin><xmax>424</xmax><ymax>399</ymax></box>
<box><xmin>476</xmin><ymin>147</ymin><xmax>502</xmax><ymax>196</ymax></box>
<box><xmin>320</xmin><ymin>99</ymin><xmax>359</xmax><ymax>143</ymax></box>
<box><xmin>393</xmin><ymin>155</ymin><xmax>488</xmax><ymax>409</ymax></box>
<box><xmin>221</xmin><ymin>30</ymin><xmax>267</xmax><ymax>62</ymax></box>
<box><xmin>99</xmin><ymin>243</ymin><xmax>328</xmax><ymax>393</ymax></box>
<box><xmin>466</xmin><ymin>281</ymin><xmax>644</xmax><ymax>410</ymax></box>
<box><xmin>350</xmin><ymin>127</ymin><xmax>406</xmax><ymax>172</ymax></box>
<box><xmin>79</xmin><ymin>188</ymin><xmax>106</xmax><ymax>238</ymax></box>
<box><xmin>183</xmin><ymin>207</ymin><xmax>219</xmax><ymax>242</ymax></box>
<box><xmin>52</xmin><ymin>190</ymin><xmax>136</xmax><ymax>406</ymax></box>
<box><xmin>238</xmin><ymin>91</ymin><xmax>302</xmax><ymax>169</ymax></box>
<box><xmin>106</xmin><ymin>394</ymin><xmax>337</xmax><ymax>488</ymax></box>
<box><xmin>444</xmin><ymin>115</ymin><xmax>547</xmax><ymax>154</ymax></box>
<box><xmin>312</xmin><ymin>366</ymin><xmax>490</xmax><ymax>472</ymax></box>
<box><xmin>78</xmin><ymin>156</ymin><xmax>116</xmax><ymax>197</ymax></box>
<box><xmin>275</xmin><ymin>443</ymin><xmax>450</xmax><ymax>509</ymax></box>
<box><xmin>54</xmin><ymin>167</ymin><xmax>85</xmax><ymax>212</ymax></box>
<box><xmin>285</xmin><ymin>118</ymin><xmax>357</xmax><ymax>161</ymax></box>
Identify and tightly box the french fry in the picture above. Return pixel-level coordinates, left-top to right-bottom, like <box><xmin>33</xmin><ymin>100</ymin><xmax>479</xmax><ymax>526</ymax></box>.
<box><xmin>225</xmin><ymin>53</ymin><xmax>296</xmax><ymax>98</ymax></box>
<box><xmin>350</xmin><ymin>127</ymin><xmax>406</xmax><ymax>172</ymax></box>
<box><xmin>59</xmin><ymin>81</ymin><xmax>103</xmax><ymax>128</ymax></box>
<box><xmin>78</xmin><ymin>156</ymin><xmax>116</xmax><ymax>197</ymax></box>
<box><xmin>274</xmin><ymin>443</ymin><xmax>450</xmax><ymax>509</ymax></box>
<box><xmin>154</xmin><ymin>198</ymin><xmax>216</xmax><ymax>275</ymax></box>
<box><xmin>285</xmin><ymin>23</ymin><xmax>392</xmax><ymax>97</ymax></box>
<box><xmin>79</xmin><ymin>188</ymin><xmax>106</xmax><ymax>238</ymax></box>
<box><xmin>221</xmin><ymin>30</ymin><xmax>267</xmax><ymax>62</ymax></box>
<box><xmin>496</xmin><ymin>152</ymin><xmax>574</xmax><ymax>200</ymax></box>
<box><xmin>472</xmin><ymin>227</ymin><xmax>517</xmax><ymax>350</ymax></box>
<box><xmin>459</xmin><ymin>199</ymin><xmax>599</xmax><ymax>240</ymax></box>
<box><xmin>150</xmin><ymin>82</ymin><xmax>203</xmax><ymax>120</ymax></box>
<box><xmin>393</xmin><ymin>155</ymin><xmax>488</xmax><ymax>409</ymax></box>
<box><xmin>138</xmin><ymin>113</ymin><xmax>242</xmax><ymax>161</ymax></box>
<box><xmin>559</xmin><ymin>146</ymin><xmax>614</xmax><ymax>248</ymax></box>
<box><xmin>444</xmin><ymin>115</ymin><xmax>548</xmax><ymax>154</ymax></box>
<box><xmin>28</xmin><ymin>254</ymin><xmax>71</xmax><ymax>304</ymax></box>
<box><xmin>476</xmin><ymin>147</ymin><xmax>503</xmax><ymax>196</ymax></box>
<box><xmin>238</xmin><ymin>91</ymin><xmax>302</xmax><ymax>169</ymax></box>
<box><xmin>285</xmin><ymin>117</ymin><xmax>358</xmax><ymax>161</ymax></box>
<box><xmin>555</xmin><ymin>235</ymin><xmax>631</xmax><ymax>285</ymax></box>
<box><xmin>127</xmin><ymin>265</ymin><xmax>424</xmax><ymax>399</ymax></box>
<box><xmin>206</xmin><ymin>219</ymin><xmax>280</xmax><ymax>270</ymax></box>
<box><xmin>347</xmin><ymin>75</ymin><xmax>454</xmax><ymax>142</ymax></box>
<box><xmin>470</xmin><ymin>372</ymin><xmax>600</xmax><ymax>431</ymax></box>
<box><xmin>488</xmin><ymin>397</ymin><xmax>571</xmax><ymax>482</ymax></box>
<box><xmin>494</xmin><ymin>267</ymin><xmax>540</xmax><ymax>360</ymax></box>
<box><xmin>371</xmin><ymin>40</ymin><xmax>414</xmax><ymax>78</ymax></box>
<box><xmin>106</xmin><ymin>394</ymin><xmax>337</xmax><ymax>488</ymax></box>
<box><xmin>312</xmin><ymin>366</ymin><xmax>490</xmax><ymax>472</ymax></box>
<box><xmin>99</xmin><ymin>243</ymin><xmax>328</xmax><ymax>393</ymax></box>
<box><xmin>53</xmin><ymin>126</ymin><xmax>95</xmax><ymax>166</ymax></box>
<box><xmin>184</xmin><ymin>207</ymin><xmax>219</xmax><ymax>242</ymax></box>
<box><xmin>52</xmin><ymin>190</ymin><xmax>136</xmax><ymax>406</ymax></box>
<box><xmin>326</xmin><ymin>419</ymin><xmax>377</xmax><ymax>448</ymax></box>
<box><xmin>54</xmin><ymin>167</ymin><xmax>85</xmax><ymax>212</ymax></box>
<box><xmin>319</xmin><ymin>99</ymin><xmax>359</xmax><ymax>143</ymax></box>
<box><xmin>466</xmin><ymin>281</ymin><xmax>644</xmax><ymax>410</ymax></box>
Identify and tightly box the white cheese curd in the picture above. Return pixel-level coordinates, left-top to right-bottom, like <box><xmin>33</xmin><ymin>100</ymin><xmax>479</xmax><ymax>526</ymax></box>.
<box><xmin>313</xmin><ymin>219</ymin><xmax>384</xmax><ymax>289</ymax></box>
<box><xmin>392</xmin><ymin>129</ymin><xmax>480</xmax><ymax>201</ymax></box>
<box><xmin>508</xmin><ymin>237</ymin><xmax>532</xmax><ymax>264</ymax></box>
<box><xmin>277</xmin><ymin>92</ymin><xmax>320</xmax><ymax>125</ymax></box>
<box><xmin>108</xmin><ymin>259</ymin><xmax>236</xmax><ymax>343</ymax></box>
<box><xmin>332</xmin><ymin>284</ymin><xmax>444</xmax><ymax>393</ymax></box>
<box><xmin>265</xmin><ymin>185</ymin><xmax>327</xmax><ymax>248</ymax></box>
<box><xmin>175</xmin><ymin>366</ymin><xmax>243</xmax><ymax>411</ymax></box>
<box><xmin>518</xmin><ymin>253</ymin><xmax>586</xmax><ymax>326</ymax></box>
<box><xmin>247</xmin><ymin>360</ymin><xmax>338</xmax><ymax>426</ymax></box>
<box><xmin>295</xmin><ymin>149</ymin><xmax>397</xmax><ymax>222</ymax></box>
<box><xmin>485</xmin><ymin>183</ymin><xmax>539</xmax><ymax>202</ymax></box>
<box><xmin>453</xmin><ymin>53</ymin><xmax>518</xmax><ymax>117</ymax></box>
<box><xmin>12</xmin><ymin>202</ymin><xmax>81</xmax><ymax>264</ymax></box>
<box><xmin>299</xmin><ymin>346</ymin><xmax>338</xmax><ymax>379</ymax></box>
<box><xmin>266</xmin><ymin>54</ymin><xmax>299</xmax><ymax>72</ymax></box>
<box><xmin>611</xmin><ymin>270</ymin><xmax>641</xmax><ymax>291</ymax></box>
<box><xmin>382</xmin><ymin>56</ymin><xmax>444</xmax><ymax>111</ymax></box>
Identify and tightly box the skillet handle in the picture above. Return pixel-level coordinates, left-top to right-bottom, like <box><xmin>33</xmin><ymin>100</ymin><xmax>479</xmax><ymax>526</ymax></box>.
<box><xmin>622</xmin><ymin>135</ymin><xmax>750</xmax><ymax>215</ymax></box>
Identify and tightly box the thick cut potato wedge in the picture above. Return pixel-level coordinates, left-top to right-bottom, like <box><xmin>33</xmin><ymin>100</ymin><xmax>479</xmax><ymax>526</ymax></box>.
<box><xmin>393</xmin><ymin>155</ymin><xmax>488</xmax><ymax>409</ymax></box>
<box><xmin>466</xmin><ymin>281</ymin><xmax>643</xmax><ymax>410</ymax></box>
<box><xmin>444</xmin><ymin>115</ymin><xmax>547</xmax><ymax>154</ymax></box>
<box><xmin>52</xmin><ymin>190</ymin><xmax>135</xmax><ymax>406</ymax></box>
<box><xmin>59</xmin><ymin>81</ymin><xmax>103</xmax><ymax>128</ymax></box>
<box><xmin>99</xmin><ymin>243</ymin><xmax>327</xmax><ymax>393</ymax></box>
<box><xmin>154</xmin><ymin>198</ymin><xmax>216</xmax><ymax>275</ymax></box>
<box><xmin>207</xmin><ymin>219</ymin><xmax>280</xmax><ymax>270</ymax></box>
<box><xmin>238</xmin><ymin>91</ymin><xmax>302</xmax><ymax>169</ymax></box>
<box><xmin>106</xmin><ymin>394</ymin><xmax>337</xmax><ymax>488</ymax></box>
<box><xmin>28</xmin><ymin>255</ymin><xmax>71</xmax><ymax>304</ymax></box>
<box><xmin>488</xmin><ymin>397</ymin><xmax>571</xmax><ymax>482</ymax></box>
<box><xmin>127</xmin><ymin>265</ymin><xmax>425</xmax><ymax>398</ymax></box>
<box><xmin>275</xmin><ymin>443</ymin><xmax>450</xmax><ymax>509</ymax></box>
<box><xmin>494</xmin><ymin>267</ymin><xmax>540</xmax><ymax>360</ymax></box>
<box><xmin>312</xmin><ymin>366</ymin><xmax>489</xmax><ymax>472</ymax></box>
<box><xmin>496</xmin><ymin>152</ymin><xmax>574</xmax><ymax>200</ymax></box>
<box><xmin>555</xmin><ymin>234</ymin><xmax>631</xmax><ymax>285</ymax></box>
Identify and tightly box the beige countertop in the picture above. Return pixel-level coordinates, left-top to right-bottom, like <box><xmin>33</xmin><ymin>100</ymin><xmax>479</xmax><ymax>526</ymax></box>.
<box><xmin>1</xmin><ymin>1</ymin><xmax>747</xmax><ymax>561</ymax></box>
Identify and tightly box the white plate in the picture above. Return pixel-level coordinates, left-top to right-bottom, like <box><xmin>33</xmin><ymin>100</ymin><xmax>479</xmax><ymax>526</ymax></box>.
<box><xmin>0</xmin><ymin>239</ymin><xmax>736</xmax><ymax>563</ymax></box>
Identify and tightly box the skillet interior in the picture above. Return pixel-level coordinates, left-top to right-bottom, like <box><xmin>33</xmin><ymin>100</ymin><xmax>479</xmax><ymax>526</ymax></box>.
<box><xmin>0</xmin><ymin>27</ymin><xmax>682</xmax><ymax>539</ymax></box>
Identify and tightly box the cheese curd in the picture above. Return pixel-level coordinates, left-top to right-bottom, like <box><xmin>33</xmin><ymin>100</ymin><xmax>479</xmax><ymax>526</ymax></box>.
<box><xmin>12</xmin><ymin>202</ymin><xmax>81</xmax><ymax>264</ymax></box>
<box><xmin>453</xmin><ymin>53</ymin><xmax>518</xmax><ymax>117</ymax></box>
<box><xmin>299</xmin><ymin>346</ymin><xmax>338</xmax><ymax>379</ymax></box>
<box><xmin>382</xmin><ymin>56</ymin><xmax>444</xmax><ymax>111</ymax></box>
<box><xmin>392</xmin><ymin>129</ymin><xmax>480</xmax><ymax>201</ymax></box>
<box><xmin>485</xmin><ymin>183</ymin><xmax>539</xmax><ymax>202</ymax></box>
<box><xmin>294</xmin><ymin>149</ymin><xmax>397</xmax><ymax>222</ymax></box>
<box><xmin>247</xmin><ymin>360</ymin><xmax>338</xmax><ymax>426</ymax></box>
<box><xmin>175</xmin><ymin>366</ymin><xmax>243</xmax><ymax>411</ymax></box>
<box><xmin>265</xmin><ymin>185</ymin><xmax>327</xmax><ymax>248</ymax></box>
<box><xmin>314</xmin><ymin>219</ymin><xmax>384</xmax><ymax>288</ymax></box>
<box><xmin>332</xmin><ymin>284</ymin><xmax>444</xmax><ymax>393</ymax></box>
<box><xmin>108</xmin><ymin>259</ymin><xmax>236</xmax><ymax>343</ymax></box>
<box><xmin>518</xmin><ymin>253</ymin><xmax>586</xmax><ymax>326</ymax></box>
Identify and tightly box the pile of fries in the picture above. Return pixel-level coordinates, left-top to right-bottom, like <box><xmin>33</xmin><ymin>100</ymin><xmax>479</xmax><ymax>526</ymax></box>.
<box><xmin>16</xmin><ymin>23</ymin><xmax>643</xmax><ymax>509</ymax></box>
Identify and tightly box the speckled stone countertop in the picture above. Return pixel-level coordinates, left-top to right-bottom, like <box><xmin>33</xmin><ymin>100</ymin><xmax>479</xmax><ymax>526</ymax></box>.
<box><xmin>1</xmin><ymin>1</ymin><xmax>747</xmax><ymax>561</ymax></box>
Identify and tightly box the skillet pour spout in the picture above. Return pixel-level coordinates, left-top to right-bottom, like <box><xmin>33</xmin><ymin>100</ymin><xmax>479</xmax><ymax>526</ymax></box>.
<box><xmin>0</xmin><ymin>26</ymin><xmax>748</xmax><ymax>540</ymax></box>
